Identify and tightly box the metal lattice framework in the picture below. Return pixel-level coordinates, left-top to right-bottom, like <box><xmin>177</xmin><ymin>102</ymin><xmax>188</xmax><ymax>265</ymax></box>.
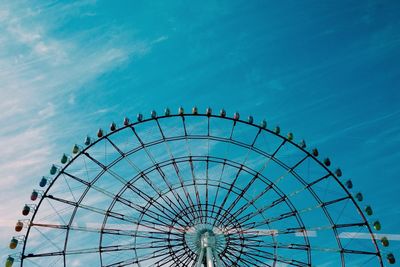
<box><xmin>6</xmin><ymin>107</ymin><xmax>396</xmax><ymax>267</ymax></box>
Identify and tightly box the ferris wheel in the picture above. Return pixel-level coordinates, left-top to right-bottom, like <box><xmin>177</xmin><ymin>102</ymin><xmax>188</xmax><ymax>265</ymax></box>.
<box><xmin>6</xmin><ymin>107</ymin><xmax>396</xmax><ymax>267</ymax></box>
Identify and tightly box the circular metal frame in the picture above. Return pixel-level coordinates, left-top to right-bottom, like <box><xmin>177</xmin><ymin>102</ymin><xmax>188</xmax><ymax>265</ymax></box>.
<box><xmin>13</xmin><ymin>110</ymin><xmax>385</xmax><ymax>266</ymax></box>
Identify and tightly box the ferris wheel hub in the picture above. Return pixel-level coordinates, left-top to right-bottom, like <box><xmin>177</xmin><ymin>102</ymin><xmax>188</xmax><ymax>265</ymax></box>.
<box><xmin>184</xmin><ymin>224</ymin><xmax>225</xmax><ymax>267</ymax></box>
<box><xmin>184</xmin><ymin>223</ymin><xmax>227</xmax><ymax>254</ymax></box>
<box><xmin>200</xmin><ymin>231</ymin><xmax>216</xmax><ymax>249</ymax></box>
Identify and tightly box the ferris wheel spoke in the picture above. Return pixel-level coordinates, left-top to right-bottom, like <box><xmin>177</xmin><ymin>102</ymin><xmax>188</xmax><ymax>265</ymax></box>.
<box><xmin>207</xmin><ymin>171</ymin><xmax>214</xmax><ymax>222</ymax></box>
<box><xmin>138</xmin><ymin>247</ymin><xmax>176</xmax><ymax>263</ymax></box>
<box><xmin>205</xmin><ymin>117</ymin><xmax>211</xmax><ymax>225</ymax></box>
<box><xmin>104</xmin><ymin>136</ymin><xmax>126</xmax><ymax>158</ymax></box>
<box><xmin>31</xmin><ymin>222</ymin><xmax>181</xmax><ymax>238</ymax></box>
<box><xmin>153</xmin><ymin>164</ymin><xmax>197</xmax><ymax>223</ymax></box>
<box><xmin>218</xmin><ymin>255</ymin><xmax>232</xmax><ymax>267</ymax></box>
<box><xmin>114</xmin><ymin>196</ymin><xmax>179</xmax><ymax>228</ymax></box>
<box><xmin>220</xmin><ymin>178</ymin><xmax>274</xmax><ymax>227</ymax></box>
<box><xmin>103</xmin><ymin>259</ymin><xmax>136</xmax><ymax>267</ymax></box>
<box><xmin>24</xmin><ymin>244</ymin><xmax>136</xmax><ymax>258</ymax></box>
<box><xmin>233</xmin><ymin>221</ymin><xmax>369</xmax><ymax>241</ymax></box>
<box><xmin>255</xmin><ymin>139</ymin><xmax>287</xmax><ymax>176</ymax></box>
<box><xmin>61</xmin><ymin>173</ymin><xmax>79</xmax><ymax>202</ymax></box>
<box><xmin>44</xmin><ymin>197</ymin><xmax>68</xmax><ymax>225</ymax></box>
<box><xmin>128</xmin><ymin>125</ymin><xmax>164</xmax><ymax>168</ymax></box>
<box><xmin>219</xmin><ymin>143</ymin><xmax>301</xmax><ymax>227</ymax></box>
<box><xmin>223</xmin><ymin>247</ymin><xmax>269</xmax><ymax>267</ymax></box>
<box><xmin>153</xmin><ymin>147</ymin><xmax>199</xmax><ymax>219</ymax></box>
<box><xmin>210</xmin><ymin>159</ymin><xmax>227</xmax><ymax>223</ymax></box>
<box><xmin>238</xmin><ymin>211</ymin><xmax>297</xmax><ymax>232</ymax></box>
<box><xmin>104</xmin><ymin>142</ymin><xmax>188</xmax><ymax>217</ymax></box>
<box><xmin>231</xmin><ymin>243</ymin><xmax>308</xmax><ymax>267</ymax></box>
<box><xmin>172</xmin><ymin>160</ymin><xmax>200</xmax><ymax>219</ymax></box>
<box><xmin>238</xmin><ymin>174</ymin><xmax>331</xmax><ymax>224</ymax></box>
<box><xmin>46</xmin><ymin>194</ymin><xmax>185</xmax><ymax>234</ymax></box>
<box><xmin>153</xmin><ymin>246</ymin><xmax>188</xmax><ymax>266</ymax></box>
<box><xmin>181</xmin><ymin>116</ymin><xmax>204</xmax><ymax>221</ymax></box>
<box><xmin>228</xmin><ymin>118</ymin><xmax>237</xmax><ymax>140</ymax></box>
<box><xmin>62</xmin><ymin>170</ymin><xmax>92</xmax><ymax>187</ymax></box>
<box><xmin>207</xmin><ymin>118</ymin><xmax>238</xmax><ymax>225</ymax></box>
<box><xmin>307</xmin><ymin>173</ymin><xmax>332</xmax><ymax>188</ymax></box>
<box><xmin>82</xmin><ymin>151</ymin><xmax>108</xmax><ymax>170</ymax></box>
<box><xmin>140</xmin><ymin>173</ymin><xmax>191</xmax><ymax>219</ymax></box>
<box><xmin>154</xmin><ymin>118</ymin><xmax>197</xmax><ymax>215</ymax></box>
<box><xmin>103</xmin><ymin>183</ymin><xmax>174</xmax><ymax>225</ymax></box>
<box><xmin>242</xmin><ymin>246</ymin><xmax>309</xmax><ymax>267</ymax></box>
<box><xmin>105</xmin><ymin>257</ymin><xmax>155</xmax><ymax>267</ymax></box>
<box><xmin>286</xmin><ymin>168</ymin><xmax>346</xmax><ymax>253</ymax></box>
<box><xmin>241</xmin><ymin>240</ymin><xmax>311</xmax><ymax>254</ymax></box>
<box><xmin>129</xmin><ymin>174</ymin><xmax>190</xmax><ymax>225</ymax></box>
<box><xmin>230</xmin><ymin>193</ymin><xmax>351</xmax><ymax>233</ymax></box>
<box><xmin>125</xmin><ymin>186</ymin><xmax>179</xmax><ymax>224</ymax></box>
<box><xmin>264</xmin><ymin>154</ymin><xmax>310</xmax><ymax>190</ymax></box>
<box><xmin>212</xmin><ymin>165</ymin><xmax>244</xmax><ymax>227</ymax></box>
<box><xmin>188</xmin><ymin>158</ymin><xmax>204</xmax><ymax>222</ymax></box>
<box><xmin>128</xmin><ymin>168</ymin><xmax>193</xmax><ymax>225</ymax></box>
<box><xmin>148</xmin><ymin>247</ymin><xmax>189</xmax><ymax>267</ymax></box>
<box><xmin>131</xmin><ymin>241</ymin><xmax>183</xmax><ymax>250</ymax></box>
<box><xmin>220</xmin><ymin>174</ymin><xmax>272</xmax><ymax>228</ymax></box>
<box><xmin>155</xmin><ymin>139</ymin><xmax>200</xmax><ymax>223</ymax></box>
<box><xmin>62</xmin><ymin>170</ymin><xmax>180</xmax><ymax>228</ymax></box>
<box><xmin>127</xmin><ymin>126</ymin><xmax>152</xmax><ymax>157</ymax></box>
<box><xmin>218</xmin><ymin>173</ymin><xmax>349</xmax><ymax>239</ymax></box>
<box><xmin>184</xmin><ymin>250</ymin><xmax>198</xmax><ymax>266</ymax></box>
<box><xmin>181</xmin><ymin>255</ymin><xmax>196</xmax><ymax>267</ymax></box>
<box><xmin>82</xmin><ymin>149</ymin><xmax>190</xmax><ymax>227</ymax></box>
<box><xmin>234</xmin><ymin>193</ymin><xmax>287</xmax><ymax>226</ymax></box>
<box><xmin>254</xmin><ymin>241</ymin><xmax>378</xmax><ymax>256</ymax></box>
<box><xmin>165</xmin><ymin>248</ymin><xmax>192</xmax><ymax>267</ymax></box>
<box><xmin>237</xmin><ymin>200</ymin><xmax>346</xmax><ymax>232</ymax></box>
<box><xmin>29</xmin><ymin>226</ymin><xmax>64</xmax><ymax>251</ymax></box>
<box><xmin>240</xmin><ymin>128</ymin><xmax>262</xmax><ymax>167</ymax></box>
<box><xmin>51</xmin><ymin>253</ymin><xmax>64</xmax><ymax>266</ymax></box>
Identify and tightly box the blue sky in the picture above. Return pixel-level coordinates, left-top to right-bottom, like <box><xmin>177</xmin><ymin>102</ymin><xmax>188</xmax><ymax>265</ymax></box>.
<box><xmin>0</xmin><ymin>0</ymin><xmax>399</xmax><ymax>266</ymax></box>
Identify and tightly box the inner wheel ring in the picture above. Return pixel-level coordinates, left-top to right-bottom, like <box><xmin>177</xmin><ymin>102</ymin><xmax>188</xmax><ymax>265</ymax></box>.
<box><xmin>14</xmin><ymin>111</ymin><xmax>385</xmax><ymax>267</ymax></box>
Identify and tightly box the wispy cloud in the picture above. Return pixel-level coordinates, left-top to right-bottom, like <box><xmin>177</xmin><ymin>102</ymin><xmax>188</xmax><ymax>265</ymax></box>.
<box><xmin>0</xmin><ymin>1</ymin><xmax>165</xmax><ymax>260</ymax></box>
<box><xmin>38</xmin><ymin>102</ymin><xmax>56</xmax><ymax>119</ymax></box>
<box><xmin>314</xmin><ymin>109</ymin><xmax>400</xmax><ymax>145</ymax></box>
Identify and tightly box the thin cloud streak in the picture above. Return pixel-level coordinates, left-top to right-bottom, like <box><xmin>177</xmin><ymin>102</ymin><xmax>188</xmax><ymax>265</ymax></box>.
<box><xmin>313</xmin><ymin>109</ymin><xmax>400</xmax><ymax>145</ymax></box>
<box><xmin>0</xmin><ymin>1</ymin><xmax>160</xmax><ymax>260</ymax></box>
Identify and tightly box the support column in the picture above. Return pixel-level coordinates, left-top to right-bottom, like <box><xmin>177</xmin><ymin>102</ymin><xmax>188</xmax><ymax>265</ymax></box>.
<box><xmin>206</xmin><ymin>247</ymin><xmax>215</xmax><ymax>267</ymax></box>
<box><xmin>196</xmin><ymin>249</ymin><xmax>205</xmax><ymax>267</ymax></box>
<box><xmin>195</xmin><ymin>231</ymin><xmax>220</xmax><ymax>267</ymax></box>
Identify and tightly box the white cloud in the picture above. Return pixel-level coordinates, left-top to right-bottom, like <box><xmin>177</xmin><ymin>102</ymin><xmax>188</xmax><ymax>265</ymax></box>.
<box><xmin>0</xmin><ymin>1</ymin><xmax>156</xmax><ymax>260</ymax></box>
<box><xmin>152</xmin><ymin>35</ymin><xmax>169</xmax><ymax>44</ymax></box>
<box><xmin>92</xmin><ymin>107</ymin><xmax>114</xmax><ymax>115</ymax></box>
<box><xmin>314</xmin><ymin>109</ymin><xmax>400</xmax><ymax>145</ymax></box>
<box><xmin>0</xmin><ymin>1</ymin><xmax>175</xmax><ymax>263</ymax></box>
<box><xmin>38</xmin><ymin>102</ymin><xmax>56</xmax><ymax>119</ymax></box>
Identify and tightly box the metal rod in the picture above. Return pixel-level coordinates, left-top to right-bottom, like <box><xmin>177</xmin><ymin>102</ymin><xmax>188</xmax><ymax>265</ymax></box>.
<box><xmin>213</xmin><ymin>249</ymin><xmax>223</xmax><ymax>267</ymax></box>
<box><xmin>206</xmin><ymin>247</ymin><xmax>215</xmax><ymax>267</ymax></box>
<box><xmin>196</xmin><ymin>248</ymin><xmax>205</xmax><ymax>267</ymax></box>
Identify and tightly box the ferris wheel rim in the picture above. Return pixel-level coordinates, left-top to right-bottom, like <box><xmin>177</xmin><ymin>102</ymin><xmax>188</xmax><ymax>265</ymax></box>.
<box><xmin>14</xmin><ymin>110</ymin><xmax>386</xmax><ymax>267</ymax></box>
